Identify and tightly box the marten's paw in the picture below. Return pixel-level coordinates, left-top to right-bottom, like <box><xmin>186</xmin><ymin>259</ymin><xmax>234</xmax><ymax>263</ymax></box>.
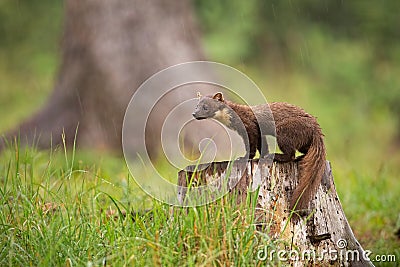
<box><xmin>235</xmin><ymin>156</ymin><xmax>250</xmax><ymax>162</ymax></box>
<box><xmin>294</xmin><ymin>154</ymin><xmax>305</xmax><ymax>162</ymax></box>
<box><xmin>273</xmin><ymin>153</ymin><xmax>295</xmax><ymax>163</ymax></box>
<box><xmin>261</xmin><ymin>153</ymin><xmax>274</xmax><ymax>160</ymax></box>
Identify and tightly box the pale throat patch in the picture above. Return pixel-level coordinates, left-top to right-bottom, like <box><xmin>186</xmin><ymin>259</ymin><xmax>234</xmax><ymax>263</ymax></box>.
<box><xmin>213</xmin><ymin>108</ymin><xmax>231</xmax><ymax>126</ymax></box>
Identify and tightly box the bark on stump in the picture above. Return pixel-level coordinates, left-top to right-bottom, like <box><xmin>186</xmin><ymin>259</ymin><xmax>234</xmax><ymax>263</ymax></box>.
<box><xmin>178</xmin><ymin>159</ymin><xmax>374</xmax><ymax>266</ymax></box>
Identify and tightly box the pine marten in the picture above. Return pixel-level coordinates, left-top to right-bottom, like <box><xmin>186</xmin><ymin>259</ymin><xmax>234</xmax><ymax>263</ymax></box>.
<box><xmin>192</xmin><ymin>92</ymin><xmax>326</xmax><ymax>214</ymax></box>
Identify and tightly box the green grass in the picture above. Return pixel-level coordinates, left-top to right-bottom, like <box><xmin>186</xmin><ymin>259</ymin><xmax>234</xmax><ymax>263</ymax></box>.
<box><xmin>0</xmin><ymin>140</ymin><xmax>399</xmax><ymax>266</ymax></box>
<box><xmin>0</xmin><ymin>144</ymin><xmax>290</xmax><ymax>266</ymax></box>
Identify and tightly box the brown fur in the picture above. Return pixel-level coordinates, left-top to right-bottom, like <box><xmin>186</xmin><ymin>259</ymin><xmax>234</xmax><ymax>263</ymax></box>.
<box><xmin>193</xmin><ymin>93</ymin><xmax>327</xmax><ymax>214</ymax></box>
<box><xmin>267</xmin><ymin>102</ymin><xmax>326</xmax><ymax>213</ymax></box>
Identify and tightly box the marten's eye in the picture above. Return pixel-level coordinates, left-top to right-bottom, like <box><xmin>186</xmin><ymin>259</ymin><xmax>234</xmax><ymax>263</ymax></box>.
<box><xmin>202</xmin><ymin>105</ymin><xmax>208</xmax><ymax>111</ymax></box>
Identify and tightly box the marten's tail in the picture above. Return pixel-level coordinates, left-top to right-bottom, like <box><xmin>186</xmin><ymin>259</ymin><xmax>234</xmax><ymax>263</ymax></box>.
<box><xmin>290</xmin><ymin>132</ymin><xmax>326</xmax><ymax>213</ymax></box>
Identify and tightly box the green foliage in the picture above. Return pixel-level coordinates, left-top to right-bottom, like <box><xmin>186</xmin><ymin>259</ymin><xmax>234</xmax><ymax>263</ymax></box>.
<box><xmin>0</xmin><ymin>0</ymin><xmax>62</xmax><ymax>131</ymax></box>
<box><xmin>195</xmin><ymin>0</ymin><xmax>400</xmax><ymax>63</ymax></box>
<box><xmin>194</xmin><ymin>0</ymin><xmax>262</xmax><ymax>62</ymax></box>
<box><xmin>0</xmin><ymin>0</ymin><xmax>62</xmax><ymax>69</ymax></box>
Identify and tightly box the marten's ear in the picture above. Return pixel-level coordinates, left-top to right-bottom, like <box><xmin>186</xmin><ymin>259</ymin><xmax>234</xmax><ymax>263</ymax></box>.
<box><xmin>197</xmin><ymin>92</ymin><xmax>202</xmax><ymax>99</ymax></box>
<box><xmin>213</xmin><ymin>92</ymin><xmax>224</xmax><ymax>102</ymax></box>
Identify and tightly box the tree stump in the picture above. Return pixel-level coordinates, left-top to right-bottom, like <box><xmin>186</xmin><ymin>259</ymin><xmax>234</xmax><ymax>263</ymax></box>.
<box><xmin>178</xmin><ymin>159</ymin><xmax>374</xmax><ymax>266</ymax></box>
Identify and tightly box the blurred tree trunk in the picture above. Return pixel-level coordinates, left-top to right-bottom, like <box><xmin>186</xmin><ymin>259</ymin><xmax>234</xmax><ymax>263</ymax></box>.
<box><xmin>2</xmin><ymin>0</ymin><xmax>205</xmax><ymax>155</ymax></box>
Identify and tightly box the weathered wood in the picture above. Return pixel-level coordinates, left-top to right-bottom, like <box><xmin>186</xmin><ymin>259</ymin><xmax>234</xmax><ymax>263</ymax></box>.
<box><xmin>178</xmin><ymin>159</ymin><xmax>374</xmax><ymax>266</ymax></box>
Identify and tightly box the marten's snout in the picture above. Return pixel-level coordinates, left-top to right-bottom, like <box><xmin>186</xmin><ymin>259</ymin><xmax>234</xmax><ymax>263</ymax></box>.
<box><xmin>192</xmin><ymin>110</ymin><xmax>206</xmax><ymax>120</ymax></box>
<box><xmin>192</xmin><ymin>112</ymin><xmax>201</xmax><ymax>119</ymax></box>
<box><xmin>192</xmin><ymin>103</ymin><xmax>208</xmax><ymax>120</ymax></box>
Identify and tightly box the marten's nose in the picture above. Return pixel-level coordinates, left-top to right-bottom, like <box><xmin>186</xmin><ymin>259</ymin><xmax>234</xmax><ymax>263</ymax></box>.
<box><xmin>192</xmin><ymin>112</ymin><xmax>196</xmax><ymax>117</ymax></box>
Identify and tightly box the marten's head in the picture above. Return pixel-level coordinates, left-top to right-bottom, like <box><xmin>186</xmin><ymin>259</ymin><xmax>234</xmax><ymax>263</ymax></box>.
<box><xmin>192</xmin><ymin>92</ymin><xmax>231</xmax><ymax>126</ymax></box>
